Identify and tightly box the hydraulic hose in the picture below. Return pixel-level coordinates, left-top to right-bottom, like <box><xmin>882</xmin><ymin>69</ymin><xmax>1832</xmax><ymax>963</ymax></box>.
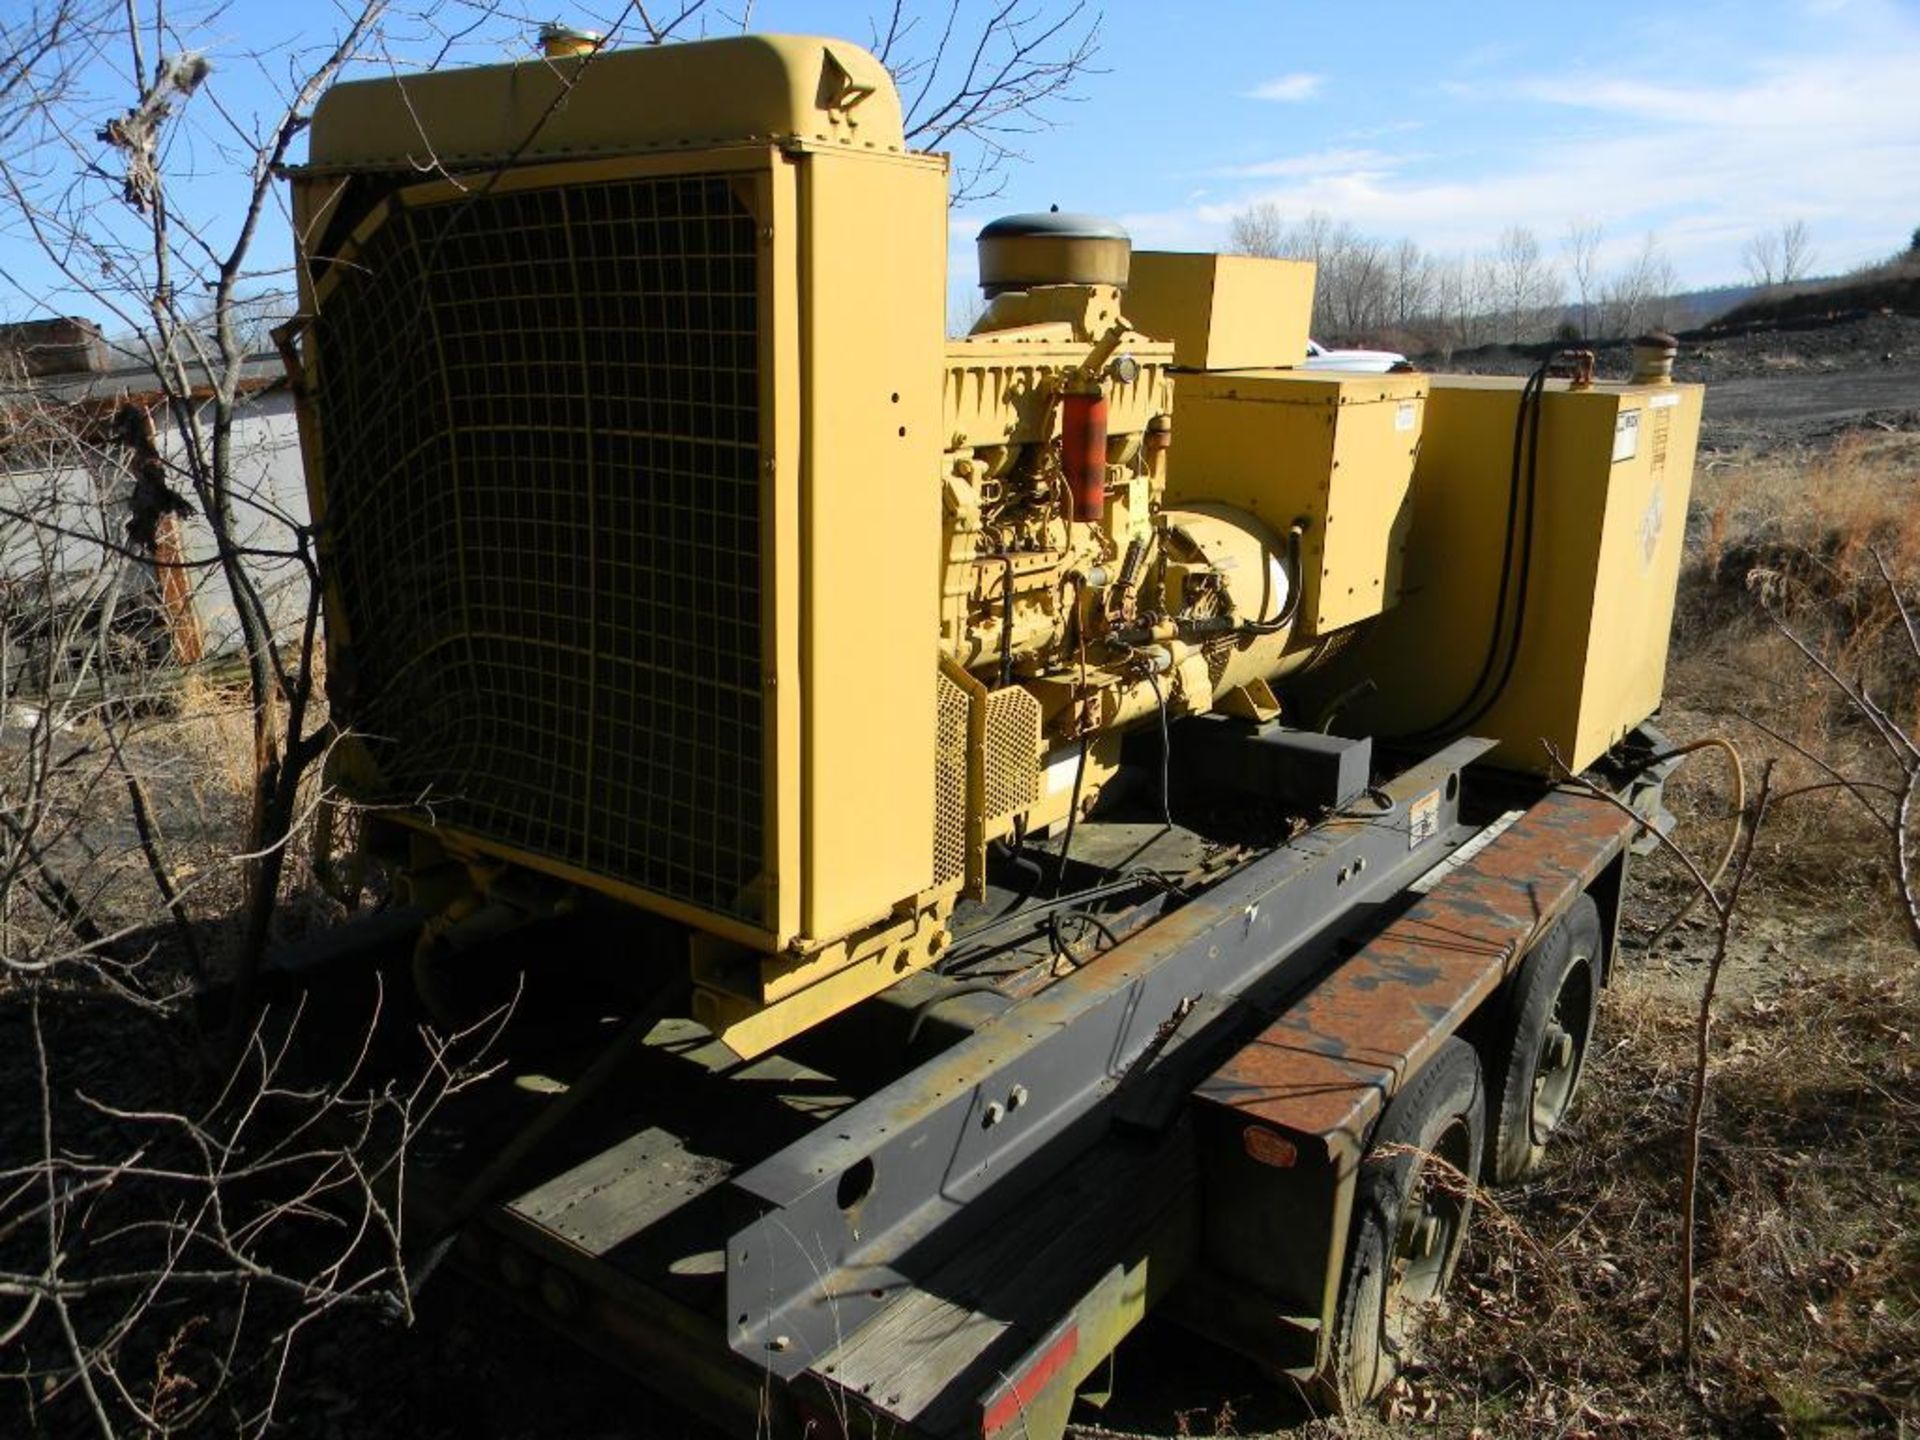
<box><xmin>1237</xmin><ymin>520</ymin><xmax>1308</xmax><ymax>635</ymax></box>
<box><xmin>1401</xmin><ymin>355</ymin><xmax>1557</xmax><ymax>742</ymax></box>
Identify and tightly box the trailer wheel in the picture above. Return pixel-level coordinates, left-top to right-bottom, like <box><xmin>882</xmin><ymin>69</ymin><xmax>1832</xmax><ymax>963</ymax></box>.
<box><xmin>1320</xmin><ymin>1037</ymin><xmax>1484</xmax><ymax>1413</ymax></box>
<box><xmin>1485</xmin><ymin>894</ymin><xmax>1602</xmax><ymax>1185</ymax></box>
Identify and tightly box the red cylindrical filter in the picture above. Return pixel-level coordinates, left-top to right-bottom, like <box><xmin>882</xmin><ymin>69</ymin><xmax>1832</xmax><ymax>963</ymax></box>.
<box><xmin>1060</xmin><ymin>391</ymin><xmax>1108</xmax><ymax>521</ymax></box>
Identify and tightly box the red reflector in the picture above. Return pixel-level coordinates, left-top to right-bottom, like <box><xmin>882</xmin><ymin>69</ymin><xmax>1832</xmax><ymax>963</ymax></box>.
<box><xmin>1243</xmin><ymin>1125</ymin><xmax>1298</xmax><ymax>1167</ymax></box>
<box><xmin>982</xmin><ymin>1321</ymin><xmax>1079</xmax><ymax>1436</ymax></box>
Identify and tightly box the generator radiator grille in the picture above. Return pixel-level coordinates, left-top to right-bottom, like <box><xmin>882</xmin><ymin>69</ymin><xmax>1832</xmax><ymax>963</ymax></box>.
<box><xmin>312</xmin><ymin>173</ymin><xmax>765</xmax><ymax>921</ymax></box>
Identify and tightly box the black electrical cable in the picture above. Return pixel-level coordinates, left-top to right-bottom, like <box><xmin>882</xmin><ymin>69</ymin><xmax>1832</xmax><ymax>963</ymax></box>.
<box><xmin>995</xmin><ymin>553</ymin><xmax>1016</xmax><ymax>689</ymax></box>
<box><xmin>1348</xmin><ymin>785</ymin><xmax>1398</xmax><ymax>816</ymax></box>
<box><xmin>1401</xmin><ymin>357</ymin><xmax>1553</xmax><ymax>740</ymax></box>
<box><xmin>1316</xmin><ymin>677</ymin><xmax>1377</xmax><ymax>734</ymax></box>
<box><xmin>988</xmin><ymin>839</ymin><xmax>1046</xmax><ymax>917</ymax></box>
<box><xmin>946</xmin><ymin>868</ymin><xmax>1178</xmax><ymax>955</ymax></box>
<box><xmin>1061</xmin><ymin>909</ymin><xmax>1123</xmax><ymax>949</ymax></box>
<box><xmin>1449</xmin><ymin>359</ymin><xmax>1554</xmax><ymax>736</ymax></box>
<box><xmin>1433</xmin><ymin>361</ymin><xmax>1543</xmax><ymax>729</ymax></box>
<box><xmin>1045</xmin><ymin>908</ymin><xmax>1124</xmax><ymax>969</ymax></box>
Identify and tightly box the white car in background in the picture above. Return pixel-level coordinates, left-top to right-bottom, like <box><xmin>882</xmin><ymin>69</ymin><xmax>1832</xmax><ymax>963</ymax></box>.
<box><xmin>1303</xmin><ymin>338</ymin><xmax>1408</xmax><ymax>373</ymax></box>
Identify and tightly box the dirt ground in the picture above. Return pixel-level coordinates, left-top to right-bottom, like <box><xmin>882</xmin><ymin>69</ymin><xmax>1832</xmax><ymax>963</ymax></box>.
<box><xmin>1440</xmin><ymin>310</ymin><xmax>1920</xmax><ymax>450</ymax></box>
<box><xmin>8</xmin><ymin>323</ymin><xmax>1916</xmax><ymax>1439</ymax></box>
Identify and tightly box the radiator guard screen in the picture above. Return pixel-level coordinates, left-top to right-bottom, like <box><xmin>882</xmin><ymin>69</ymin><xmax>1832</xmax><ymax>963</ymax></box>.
<box><xmin>311</xmin><ymin>172</ymin><xmax>766</xmax><ymax>922</ymax></box>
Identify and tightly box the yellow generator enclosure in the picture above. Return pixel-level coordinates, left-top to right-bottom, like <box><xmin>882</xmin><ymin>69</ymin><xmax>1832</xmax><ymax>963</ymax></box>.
<box><xmin>1166</xmin><ymin>371</ymin><xmax>1428</xmax><ymax>638</ymax></box>
<box><xmin>1126</xmin><ymin>251</ymin><xmax>1316</xmax><ymax>371</ymax></box>
<box><xmin>287</xmin><ymin>37</ymin><xmax>949</xmax><ymax>953</ymax></box>
<box><xmin>1308</xmin><ymin>376</ymin><xmax>1704</xmax><ymax>774</ymax></box>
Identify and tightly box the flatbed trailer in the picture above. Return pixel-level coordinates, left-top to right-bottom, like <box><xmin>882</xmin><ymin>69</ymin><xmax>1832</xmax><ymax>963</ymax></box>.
<box><xmin>290</xmin><ymin>727</ymin><xmax>1676</xmax><ymax>1439</ymax></box>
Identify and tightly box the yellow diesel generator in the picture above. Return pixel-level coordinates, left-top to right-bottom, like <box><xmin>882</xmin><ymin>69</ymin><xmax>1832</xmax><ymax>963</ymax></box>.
<box><xmin>280</xmin><ymin>33</ymin><xmax>1701</xmax><ymax>1431</ymax></box>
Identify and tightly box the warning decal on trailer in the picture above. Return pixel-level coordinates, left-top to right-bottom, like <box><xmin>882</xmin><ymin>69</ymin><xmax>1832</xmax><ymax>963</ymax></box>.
<box><xmin>1408</xmin><ymin>789</ymin><xmax>1441</xmax><ymax>848</ymax></box>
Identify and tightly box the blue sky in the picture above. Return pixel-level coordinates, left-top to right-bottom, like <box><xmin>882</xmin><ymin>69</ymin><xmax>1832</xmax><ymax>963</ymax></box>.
<box><xmin>927</xmin><ymin>0</ymin><xmax>1920</xmax><ymax>297</ymax></box>
<box><xmin>4</xmin><ymin>0</ymin><xmax>1916</xmax><ymax>327</ymax></box>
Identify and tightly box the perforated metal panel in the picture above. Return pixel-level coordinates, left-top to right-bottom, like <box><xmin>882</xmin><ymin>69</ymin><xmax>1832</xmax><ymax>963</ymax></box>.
<box><xmin>933</xmin><ymin>668</ymin><xmax>968</xmax><ymax>886</ymax></box>
<box><xmin>981</xmin><ymin>686</ymin><xmax>1041</xmax><ymax>826</ymax></box>
<box><xmin>311</xmin><ymin>172</ymin><xmax>766</xmax><ymax>920</ymax></box>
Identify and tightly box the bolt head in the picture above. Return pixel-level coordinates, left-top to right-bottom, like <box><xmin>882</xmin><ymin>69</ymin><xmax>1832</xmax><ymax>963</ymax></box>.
<box><xmin>1544</xmin><ymin>1025</ymin><xmax>1575</xmax><ymax>1070</ymax></box>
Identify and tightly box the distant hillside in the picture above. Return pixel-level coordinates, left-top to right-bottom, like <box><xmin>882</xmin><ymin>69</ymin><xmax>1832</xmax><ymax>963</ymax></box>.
<box><xmin>1665</xmin><ymin>283</ymin><xmax>1761</xmax><ymax>329</ymax></box>
<box><xmin>1713</xmin><ymin>256</ymin><xmax>1920</xmax><ymax>331</ymax></box>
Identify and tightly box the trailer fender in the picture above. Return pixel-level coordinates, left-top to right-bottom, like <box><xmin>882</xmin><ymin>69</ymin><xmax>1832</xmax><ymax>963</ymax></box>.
<box><xmin>1180</xmin><ymin>785</ymin><xmax>1637</xmax><ymax>1375</ymax></box>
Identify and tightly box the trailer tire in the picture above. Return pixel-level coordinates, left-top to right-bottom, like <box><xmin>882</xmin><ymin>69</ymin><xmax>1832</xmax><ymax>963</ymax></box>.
<box><xmin>1319</xmin><ymin>1037</ymin><xmax>1484</xmax><ymax>1414</ymax></box>
<box><xmin>1485</xmin><ymin>894</ymin><xmax>1602</xmax><ymax>1185</ymax></box>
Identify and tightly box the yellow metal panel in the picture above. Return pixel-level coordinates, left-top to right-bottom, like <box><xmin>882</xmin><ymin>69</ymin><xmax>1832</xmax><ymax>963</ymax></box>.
<box><xmin>1302</xmin><ymin>376</ymin><xmax>1703</xmax><ymax>774</ymax></box>
<box><xmin>1126</xmin><ymin>252</ymin><xmax>1315</xmax><ymax>371</ymax></box>
<box><xmin>691</xmin><ymin>904</ymin><xmax>950</xmax><ymax>1059</ymax></box>
<box><xmin>1574</xmin><ymin>385</ymin><xmax>1702</xmax><ymax>763</ymax></box>
<box><xmin>796</xmin><ymin>147</ymin><xmax>948</xmax><ymax>941</ymax></box>
<box><xmin>763</xmin><ymin>157</ymin><xmax>804</xmax><ymax>944</ymax></box>
<box><xmin>1166</xmin><ymin>370</ymin><xmax>1426</xmax><ymax>635</ymax></box>
<box><xmin>304</xmin><ymin>35</ymin><xmax>905</xmax><ymax>172</ymax></box>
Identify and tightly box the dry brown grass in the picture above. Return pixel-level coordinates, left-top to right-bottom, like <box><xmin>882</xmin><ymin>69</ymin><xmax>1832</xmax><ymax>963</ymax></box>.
<box><xmin>1402</xmin><ymin>965</ymin><xmax>1919</xmax><ymax>1437</ymax></box>
<box><xmin>1686</xmin><ymin>430</ymin><xmax>1920</xmax><ymax>674</ymax></box>
<box><xmin>1665</xmin><ymin>430</ymin><xmax>1920</xmax><ymax>935</ymax></box>
<box><xmin>1355</xmin><ymin>429</ymin><xmax>1920</xmax><ymax>1437</ymax></box>
<box><xmin>1</xmin><ymin>659</ymin><xmax>348</xmax><ymax>988</ymax></box>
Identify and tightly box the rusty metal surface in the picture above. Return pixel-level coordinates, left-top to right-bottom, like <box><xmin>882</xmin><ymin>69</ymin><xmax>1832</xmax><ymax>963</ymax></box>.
<box><xmin>1198</xmin><ymin>784</ymin><xmax>1635</xmax><ymax>1167</ymax></box>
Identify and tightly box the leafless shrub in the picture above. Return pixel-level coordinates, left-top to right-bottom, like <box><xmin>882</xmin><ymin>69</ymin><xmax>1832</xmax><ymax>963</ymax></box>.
<box><xmin>1598</xmin><ymin>233</ymin><xmax>1679</xmax><ymax>341</ymax></box>
<box><xmin>0</xmin><ymin>988</ymin><xmax>506</xmax><ymax>1436</ymax></box>
<box><xmin>874</xmin><ymin>0</ymin><xmax>1104</xmax><ymax>204</ymax></box>
<box><xmin>1222</xmin><ymin>202</ymin><xmax>1694</xmax><ymax>350</ymax></box>
<box><xmin>1492</xmin><ymin>225</ymin><xmax>1561</xmax><ymax>344</ymax></box>
<box><xmin>1563</xmin><ymin>218</ymin><xmax>1604</xmax><ymax>341</ymax></box>
<box><xmin>1743</xmin><ymin>218</ymin><xmax>1818</xmax><ymax>289</ymax></box>
<box><xmin>1678</xmin><ymin>433</ymin><xmax>1920</xmax><ymax>935</ymax></box>
<box><xmin>1393</xmin><ymin>428</ymin><xmax>1920</xmax><ymax>1436</ymax></box>
<box><xmin>1558</xmin><ymin>743</ymin><xmax>1771</xmax><ymax>1368</ymax></box>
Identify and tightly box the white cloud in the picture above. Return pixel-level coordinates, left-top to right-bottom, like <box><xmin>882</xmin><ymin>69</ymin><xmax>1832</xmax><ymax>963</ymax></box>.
<box><xmin>1214</xmin><ymin>147</ymin><xmax>1409</xmax><ymax>180</ymax></box>
<box><xmin>1343</xmin><ymin>119</ymin><xmax>1426</xmax><ymax>142</ymax></box>
<box><xmin>1130</xmin><ymin>30</ymin><xmax>1920</xmax><ymax>285</ymax></box>
<box><xmin>1246</xmin><ymin>72</ymin><xmax>1322</xmax><ymax>103</ymax></box>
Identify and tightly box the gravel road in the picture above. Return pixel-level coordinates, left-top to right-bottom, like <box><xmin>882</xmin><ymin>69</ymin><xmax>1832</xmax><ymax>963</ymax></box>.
<box><xmin>1699</xmin><ymin>364</ymin><xmax>1917</xmax><ymax>447</ymax></box>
